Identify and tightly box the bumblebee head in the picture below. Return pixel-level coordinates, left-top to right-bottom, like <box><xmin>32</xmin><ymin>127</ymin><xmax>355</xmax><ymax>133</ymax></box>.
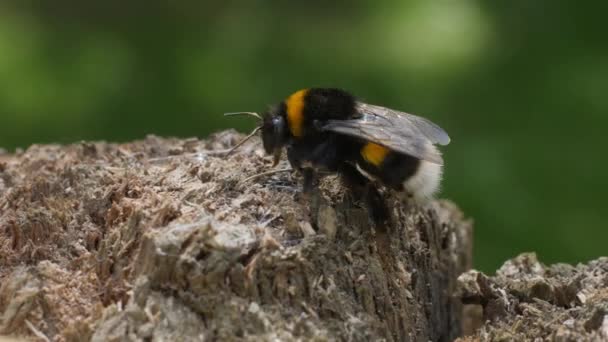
<box><xmin>261</xmin><ymin>106</ymin><xmax>289</xmax><ymax>166</ymax></box>
<box><xmin>224</xmin><ymin>106</ymin><xmax>289</xmax><ymax>166</ymax></box>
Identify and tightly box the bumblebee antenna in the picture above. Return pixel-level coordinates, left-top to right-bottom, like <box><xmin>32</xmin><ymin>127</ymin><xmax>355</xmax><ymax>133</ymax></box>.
<box><xmin>224</xmin><ymin>112</ymin><xmax>263</xmax><ymax>120</ymax></box>
<box><xmin>226</xmin><ymin>126</ymin><xmax>262</xmax><ymax>155</ymax></box>
<box><xmin>243</xmin><ymin>168</ymin><xmax>292</xmax><ymax>182</ymax></box>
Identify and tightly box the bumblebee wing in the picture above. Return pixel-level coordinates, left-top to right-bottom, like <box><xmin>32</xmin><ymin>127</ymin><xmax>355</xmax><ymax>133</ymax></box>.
<box><xmin>356</xmin><ymin>103</ymin><xmax>451</xmax><ymax>145</ymax></box>
<box><xmin>321</xmin><ymin>102</ymin><xmax>450</xmax><ymax>164</ymax></box>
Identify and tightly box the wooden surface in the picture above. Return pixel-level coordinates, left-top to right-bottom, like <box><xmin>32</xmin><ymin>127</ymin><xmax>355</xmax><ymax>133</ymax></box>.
<box><xmin>0</xmin><ymin>132</ymin><xmax>473</xmax><ymax>341</ymax></box>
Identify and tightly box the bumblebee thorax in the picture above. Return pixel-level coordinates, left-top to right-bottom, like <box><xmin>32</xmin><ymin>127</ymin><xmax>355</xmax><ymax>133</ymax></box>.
<box><xmin>283</xmin><ymin>88</ymin><xmax>357</xmax><ymax>138</ymax></box>
<box><xmin>284</xmin><ymin>89</ymin><xmax>309</xmax><ymax>137</ymax></box>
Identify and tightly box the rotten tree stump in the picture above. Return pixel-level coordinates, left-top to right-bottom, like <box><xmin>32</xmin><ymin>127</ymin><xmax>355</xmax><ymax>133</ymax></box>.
<box><xmin>0</xmin><ymin>131</ymin><xmax>472</xmax><ymax>341</ymax></box>
<box><xmin>457</xmin><ymin>253</ymin><xmax>608</xmax><ymax>341</ymax></box>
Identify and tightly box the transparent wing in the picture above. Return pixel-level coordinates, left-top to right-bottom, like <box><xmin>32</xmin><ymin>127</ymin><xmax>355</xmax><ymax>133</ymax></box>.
<box><xmin>355</xmin><ymin>103</ymin><xmax>450</xmax><ymax>145</ymax></box>
<box><xmin>320</xmin><ymin>102</ymin><xmax>450</xmax><ymax>164</ymax></box>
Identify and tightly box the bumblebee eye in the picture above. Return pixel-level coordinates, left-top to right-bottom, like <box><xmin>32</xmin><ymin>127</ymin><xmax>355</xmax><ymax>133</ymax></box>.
<box><xmin>273</xmin><ymin>116</ymin><xmax>286</xmax><ymax>140</ymax></box>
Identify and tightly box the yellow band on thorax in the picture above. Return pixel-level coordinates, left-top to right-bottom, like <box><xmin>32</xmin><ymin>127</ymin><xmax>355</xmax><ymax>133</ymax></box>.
<box><xmin>361</xmin><ymin>142</ymin><xmax>389</xmax><ymax>166</ymax></box>
<box><xmin>285</xmin><ymin>89</ymin><xmax>308</xmax><ymax>137</ymax></box>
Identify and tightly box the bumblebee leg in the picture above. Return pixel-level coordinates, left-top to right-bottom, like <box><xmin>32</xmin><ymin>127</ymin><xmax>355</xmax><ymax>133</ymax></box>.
<box><xmin>286</xmin><ymin>145</ymin><xmax>320</xmax><ymax>204</ymax></box>
<box><xmin>364</xmin><ymin>183</ymin><xmax>390</xmax><ymax>227</ymax></box>
<box><xmin>338</xmin><ymin>163</ymin><xmax>367</xmax><ymax>198</ymax></box>
<box><xmin>338</xmin><ymin>163</ymin><xmax>390</xmax><ymax>227</ymax></box>
<box><xmin>302</xmin><ymin>168</ymin><xmax>315</xmax><ymax>195</ymax></box>
<box><xmin>286</xmin><ymin>146</ymin><xmax>303</xmax><ymax>172</ymax></box>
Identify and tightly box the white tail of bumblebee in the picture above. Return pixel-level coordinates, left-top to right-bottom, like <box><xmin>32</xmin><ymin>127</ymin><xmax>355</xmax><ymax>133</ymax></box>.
<box><xmin>403</xmin><ymin>144</ymin><xmax>443</xmax><ymax>203</ymax></box>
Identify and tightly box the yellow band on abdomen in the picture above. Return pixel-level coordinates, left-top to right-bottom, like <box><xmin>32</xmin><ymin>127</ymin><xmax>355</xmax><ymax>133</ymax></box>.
<box><xmin>361</xmin><ymin>142</ymin><xmax>389</xmax><ymax>166</ymax></box>
<box><xmin>285</xmin><ymin>89</ymin><xmax>308</xmax><ymax>137</ymax></box>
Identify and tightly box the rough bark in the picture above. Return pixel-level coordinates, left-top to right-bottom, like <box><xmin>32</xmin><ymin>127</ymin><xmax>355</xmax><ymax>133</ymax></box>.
<box><xmin>0</xmin><ymin>131</ymin><xmax>472</xmax><ymax>341</ymax></box>
<box><xmin>457</xmin><ymin>253</ymin><xmax>608</xmax><ymax>341</ymax></box>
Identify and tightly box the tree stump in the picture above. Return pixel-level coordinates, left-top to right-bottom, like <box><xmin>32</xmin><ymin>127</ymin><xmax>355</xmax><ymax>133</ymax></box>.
<box><xmin>457</xmin><ymin>253</ymin><xmax>608</xmax><ymax>341</ymax></box>
<box><xmin>0</xmin><ymin>131</ymin><xmax>472</xmax><ymax>341</ymax></box>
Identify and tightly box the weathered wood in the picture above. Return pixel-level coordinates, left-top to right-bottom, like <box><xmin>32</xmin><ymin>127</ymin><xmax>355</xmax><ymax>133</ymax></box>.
<box><xmin>0</xmin><ymin>131</ymin><xmax>472</xmax><ymax>341</ymax></box>
<box><xmin>457</xmin><ymin>253</ymin><xmax>608</xmax><ymax>341</ymax></box>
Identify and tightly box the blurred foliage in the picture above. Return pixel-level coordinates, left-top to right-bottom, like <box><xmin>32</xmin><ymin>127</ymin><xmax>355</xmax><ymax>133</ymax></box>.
<box><xmin>0</xmin><ymin>0</ymin><xmax>606</xmax><ymax>272</ymax></box>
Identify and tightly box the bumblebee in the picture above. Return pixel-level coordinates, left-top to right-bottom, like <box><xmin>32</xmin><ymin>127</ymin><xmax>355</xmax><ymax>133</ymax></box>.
<box><xmin>226</xmin><ymin>88</ymin><xmax>450</xmax><ymax>223</ymax></box>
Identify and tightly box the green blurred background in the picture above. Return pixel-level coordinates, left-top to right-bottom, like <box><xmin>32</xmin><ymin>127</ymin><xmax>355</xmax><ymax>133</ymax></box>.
<box><xmin>0</xmin><ymin>1</ymin><xmax>606</xmax><ymax>272</ymax></box>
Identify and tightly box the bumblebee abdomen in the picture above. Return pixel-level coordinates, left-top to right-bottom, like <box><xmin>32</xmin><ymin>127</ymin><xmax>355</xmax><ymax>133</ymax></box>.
<box><xmin>357</xmin><ymin>142</ymin><xmax>442</xmax><ymax>202</ymax></box>
<box><xmin>357</xmin><ymin>142</ymin><xmax>441</xmax><ymax>200</ymax></box>
<box><xmin>359</xmin><ymin>145</ymin><xmax>420</xmax><ymax>188</ymax></box>
<box><xmin>361</xmin><ymin>142</ymin><xmax>390</xmax><ymax>166</ymax></box>
<box><xmin>403</xmin><ymin>159</ymin><xmax>443</xmax><ymax>202</ymax></box>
